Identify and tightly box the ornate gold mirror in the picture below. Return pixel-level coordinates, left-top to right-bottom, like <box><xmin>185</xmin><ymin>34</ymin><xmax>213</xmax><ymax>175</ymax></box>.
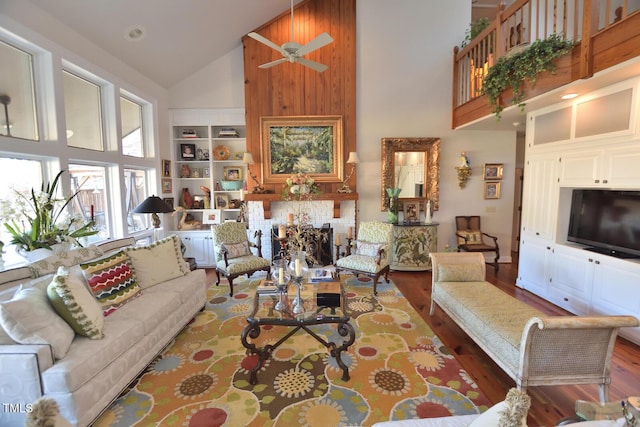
<box><xmin>381</xmin><ymin>137</ymin><xmax>440</xmax><ymax>211</ymax></box>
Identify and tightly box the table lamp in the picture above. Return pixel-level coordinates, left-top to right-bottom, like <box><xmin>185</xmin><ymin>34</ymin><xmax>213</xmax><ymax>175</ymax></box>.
<box><xmin>243</xmin><ymin>153</ymin><xmax>267</xmax><ymax>194</ymax></box>
<box><xmin>133</xmin><ymin>195</ymin><xmax>174</xmax><ymax>228</ymax></box>
<box><xmin>337</xmin><ymin>151</ymin><xmax>360</xmax><ymax>193</ymax></box>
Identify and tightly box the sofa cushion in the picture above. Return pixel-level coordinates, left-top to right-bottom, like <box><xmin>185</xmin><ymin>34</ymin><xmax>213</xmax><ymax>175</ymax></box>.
<box><xmin>0</xmin><ymin>285</ymin><xmax>75</xmax><ymax>359</ymax></box>
<box><xmin>123</xmin><ymin>234</ymin><xmax>189</xmax><ymax>289</ymax></box>
<box><xmin>80</xmin><ymin>251</ymin><xmax>142</xmax><ymax>316</ymax></box>
<box><xmin>437</xmin><ymin>263</ymin><xmax>484</xmax><ymax>282</ymax></box>
<box><xmin>27</xmin><ymin>245</ymin><xmax>104</xmax><ymax>278</ymax></box>
<box><xmin>47</xmin><ymin>266</ymin><xmax>104</xmax><ymax>339</ymax></box>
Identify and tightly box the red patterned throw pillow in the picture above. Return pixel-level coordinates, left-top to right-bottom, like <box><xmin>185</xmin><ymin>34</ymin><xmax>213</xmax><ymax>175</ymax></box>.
<box><xmin>80</xmin><ymin>251</ymin><xmax>142</xmax><ymax>316</ymax></box>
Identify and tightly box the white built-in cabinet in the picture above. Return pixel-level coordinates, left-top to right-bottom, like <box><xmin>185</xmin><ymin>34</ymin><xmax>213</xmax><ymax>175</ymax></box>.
<box><xmin>517</xmin><ymin>77</ymin><xmax>640</xmax><ymax>345</ymax></box>
<box><xmin>168</xmin><ymin>108</ymin><xmax>246</xmax><ymax>268</ymax></box>
<box><xmin>559</xmin><ymin>142</ymin><xmax>640</xmax><ymax>187</ymax></box>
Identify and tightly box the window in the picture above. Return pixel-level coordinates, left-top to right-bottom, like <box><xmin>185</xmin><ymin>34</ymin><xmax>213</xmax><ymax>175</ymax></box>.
<box><xmin>120</xmin><ymin>96</ymin><xmax>144</xmax><ymax>157</ymax></box>
<box><xmin>124</xmin><ymin>168</ymin><xmax>149</xmax><ymax>233</ymax></box>
<box><xmin>63</xmin><ymin>71</ymin><xmax>104</xmax><ymax>151</ymax></box>
<box><xmin>0</xmin><ymin>40</ymin><xmax>38</xmax><ymax>141</ymax></box>
<box><xmin>68</xmin><ymin>164</ymin><xmax>109</xmax><ymax>244</ymax></box>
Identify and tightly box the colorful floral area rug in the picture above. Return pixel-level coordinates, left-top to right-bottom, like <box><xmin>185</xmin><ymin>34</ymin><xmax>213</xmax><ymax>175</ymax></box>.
<box><xmin>94</xmin><ymin>276</ymin><xmax>490</xmax><ymax>427</ymax></box>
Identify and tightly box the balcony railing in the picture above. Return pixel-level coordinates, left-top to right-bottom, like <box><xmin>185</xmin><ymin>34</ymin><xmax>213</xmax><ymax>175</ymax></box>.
<box><xmin>453</xmin><ymin>0</ymin><xmax>640</xmax><ymax>127</ymax></box>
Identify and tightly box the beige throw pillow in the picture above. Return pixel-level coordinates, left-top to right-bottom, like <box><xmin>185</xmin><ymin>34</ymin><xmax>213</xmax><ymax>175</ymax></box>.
<box><xmin>123</xmin><ymin>235</ymin><xmax>190</xmax><ymax>289</ymax></box>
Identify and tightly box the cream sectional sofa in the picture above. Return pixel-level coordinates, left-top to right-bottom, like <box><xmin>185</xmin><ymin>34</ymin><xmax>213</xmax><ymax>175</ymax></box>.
<box><xmin>0</xmin><ymin>236</ymin><xmax>208</xmax><ymax>427</ymax></box>
<box><xmin>429</xmin><ymin>252</ymin><xmax>638</xmax><ymax>403</ymax></box>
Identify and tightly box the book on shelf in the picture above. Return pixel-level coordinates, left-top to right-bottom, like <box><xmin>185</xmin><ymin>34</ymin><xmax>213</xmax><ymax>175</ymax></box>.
<box><xmin>256</xmin><ymin>280</ymin><xmax>278</xmax><ymax>294</ymax></box>
<box><xmin>309</xmin><ymin>268</ymin><xmax>334</xmax><ymax>282</ymax></box>
<box><xmin>218</xmin><ymin>127</ymin><xmax>239</xmax><ymax>137</ymax></box>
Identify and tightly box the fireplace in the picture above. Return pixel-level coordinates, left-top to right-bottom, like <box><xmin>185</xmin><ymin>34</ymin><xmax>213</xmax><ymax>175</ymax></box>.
<box><xmin>271</xmin><ymin>225</ymin><xmax>334</xmax><ymax>266</ymax></box>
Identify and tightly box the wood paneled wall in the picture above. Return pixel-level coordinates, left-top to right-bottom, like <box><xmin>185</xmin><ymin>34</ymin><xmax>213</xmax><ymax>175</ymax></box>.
<box><xmin>242</xmin><ymin>0</ymin><xmax>356</xmax><ymax>195</ymax></box>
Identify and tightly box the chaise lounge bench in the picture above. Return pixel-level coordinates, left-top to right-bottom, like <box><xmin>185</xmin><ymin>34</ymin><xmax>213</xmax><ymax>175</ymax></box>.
<box><xmin>429</xmin><ymin>252</ymin><xmax>639</xmax><ymax>403</ymax></box>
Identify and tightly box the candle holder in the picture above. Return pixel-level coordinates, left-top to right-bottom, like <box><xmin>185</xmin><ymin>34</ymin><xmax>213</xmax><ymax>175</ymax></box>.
<box><xmin>334</xmin><ymin>243</ymin><xmax>342</xmax><ymax>262</ymax></box>
<box><xmin>272</xmin><ymin>259</ymin><xmax>290</xmax><ymax>311</ymax></box>
<box><xmin>289</xmin><ymin>251</ymin><xmax>308</xmax><ymax>313</ymax></box>
<box><xmin>345</xmin><ymin>237</ymin><xmax>354</xmax><ymax>256</ymax></box>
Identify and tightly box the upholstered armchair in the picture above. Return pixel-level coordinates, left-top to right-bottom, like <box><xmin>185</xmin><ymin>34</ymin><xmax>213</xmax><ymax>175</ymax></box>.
<box><xmin>335</xmin><ymin>221</ymin><xmax>394</xmax><ymax>294</ymax></box>
<box><xmin>210</xmin><ymin>222</ymin><xmax>270</xmax><ymax>296</ymax></box>
<box><xmin>455</xmin><ymin>215</ymin><xmax>500</xmax><ymax>271</ymax></box>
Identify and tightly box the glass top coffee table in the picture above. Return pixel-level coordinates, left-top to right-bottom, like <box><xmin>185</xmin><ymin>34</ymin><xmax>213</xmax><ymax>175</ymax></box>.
<box><xmin>240</xmin><ymin>280</ymin><xmax>356</xmax><ymax>385</ymax></box>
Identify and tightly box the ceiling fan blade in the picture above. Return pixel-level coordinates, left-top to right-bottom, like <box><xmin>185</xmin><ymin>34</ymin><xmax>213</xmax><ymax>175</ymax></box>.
<box><xmin>258</xmin><ymin>58</ymin><xmax>288</xmax><ymax>69</ymax></box>
<box><xmin>296</xmin><ymin>32</ymin><xmax>334</xmax><ymax>56</ymax></box>
<box><xmin>247</xmin><ymin>32</ymin><xmax>286</xmax><ymax>55</ymax></box>
<box><xmin>296</xmin><ymin>57</ymin><xmax>329</xmax><ymax>72</ymax></box>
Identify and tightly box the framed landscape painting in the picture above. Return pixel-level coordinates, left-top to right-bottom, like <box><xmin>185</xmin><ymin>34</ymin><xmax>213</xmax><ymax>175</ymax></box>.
<box><xmin>260</xmin><ymin>115</ymin><xmax>343</xmax><ymax>183</ymax></box>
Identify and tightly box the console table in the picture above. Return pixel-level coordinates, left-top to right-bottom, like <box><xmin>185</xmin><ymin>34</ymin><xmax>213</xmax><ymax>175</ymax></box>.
<box><xmin>390</xmin><ymin>222</ymin><xmax>438</xmax><ymax>271</ymax></box>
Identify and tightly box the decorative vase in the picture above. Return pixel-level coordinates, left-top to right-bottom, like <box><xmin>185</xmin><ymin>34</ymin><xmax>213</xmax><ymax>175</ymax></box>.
<box><xmin>386</xmin><ymin>188</ymin><xmax>402</xmax><ymax>224</ymax></box>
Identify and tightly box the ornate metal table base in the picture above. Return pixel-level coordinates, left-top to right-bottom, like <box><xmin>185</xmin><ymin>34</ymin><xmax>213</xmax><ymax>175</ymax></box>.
<box><xmin>241</xmin><ymin>318</ymin><xmax>356</xmax><ymax>385</ymax></box>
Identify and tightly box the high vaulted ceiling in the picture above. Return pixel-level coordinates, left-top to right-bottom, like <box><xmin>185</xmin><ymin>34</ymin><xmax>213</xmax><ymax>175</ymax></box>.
<box><xmin>19</xmin><ymin>0</ymin><xmax>496</xmax><ymax>89</ymax></box>
<box><xmin>25</xmin><ymin>0</ymin><xmax>304</xmax><ymax>88</ymax></box>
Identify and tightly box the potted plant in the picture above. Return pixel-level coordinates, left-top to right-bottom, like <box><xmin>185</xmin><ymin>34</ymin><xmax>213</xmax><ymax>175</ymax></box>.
<box><xmin>481</xmin><ymin>33</ymin><xmax>574</xmax><ymax>118</ymax></box>
<box><xmin>0</xmin><ymin>170</ymin><xmax>98</xmax><ymax>260</ymax></box>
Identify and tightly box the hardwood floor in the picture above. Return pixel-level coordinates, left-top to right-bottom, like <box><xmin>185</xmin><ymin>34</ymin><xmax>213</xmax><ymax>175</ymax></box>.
<box><xmin>389</xmin><ymin>253</ymin><xmax>640</xmax><ymax>426</ymax></box>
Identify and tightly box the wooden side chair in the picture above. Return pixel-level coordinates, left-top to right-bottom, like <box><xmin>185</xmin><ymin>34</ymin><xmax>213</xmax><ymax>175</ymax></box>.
<box><xmin>210</xmin><ymin>222</ymin><xmax>270</xmax><ymax>296</ymax></box>
<box><xmin>455</xmin><ymin>215</ymin><xmax>500</xmax><ymax>272</ymax></box>
<box><xmin>335</xmin><ymin>221</ymin><xmax>394</xmax><ymax>294</ymax></box>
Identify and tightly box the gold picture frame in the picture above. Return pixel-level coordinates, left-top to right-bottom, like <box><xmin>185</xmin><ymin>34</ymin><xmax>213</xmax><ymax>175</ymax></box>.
<box><xmin>484</xmin><ymin>181</ymin><xmax>501</xmax><ymax>199</ymax></box>
<box><xmin>161</xmin><ymin>178</ymin><xmax>172</xmax><ymax>194</ymax></box>
<box><xmin>260</xmin><ymin>115</ymin><xmax>343</xmax><ymax>184</ymax></box>
<box><xmin>215</xmin><ymin>194</ymin><xmax>229</xmax><ymax>209</ymax></box>
<box><xmin>162</xmin><ymin>159</ymin><xmax>171</xmax><ymax>177</ymax></box>
<box><xmin>483</xmin><ymin>163</ymin><xmax>504</xmax><ymax>181</ymax></box>
<box><xmin>223</xmin><ymin>166</ymin><xmax>243</xmax><ymax>181</ymax></box>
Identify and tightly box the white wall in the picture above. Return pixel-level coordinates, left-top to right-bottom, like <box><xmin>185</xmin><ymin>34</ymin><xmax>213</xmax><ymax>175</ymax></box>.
<box><xmin>165</xmin><ymin>0</ymin><xmax>520</xmax><ymax>261</ymax></box>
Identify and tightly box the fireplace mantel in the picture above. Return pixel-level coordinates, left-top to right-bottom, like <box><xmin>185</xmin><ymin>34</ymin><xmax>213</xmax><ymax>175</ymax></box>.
<box><xmin>244</xmin><ymin>193</ymin><xmax>358</xmax><ymax>219</ymax></box>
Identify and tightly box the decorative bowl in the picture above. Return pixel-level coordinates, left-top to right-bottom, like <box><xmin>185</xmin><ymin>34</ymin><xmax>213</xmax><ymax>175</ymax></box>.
<box><xmin>220</xmin><ymin>180</ymin><xmax>243</xmax><ymax>190</ymax></box>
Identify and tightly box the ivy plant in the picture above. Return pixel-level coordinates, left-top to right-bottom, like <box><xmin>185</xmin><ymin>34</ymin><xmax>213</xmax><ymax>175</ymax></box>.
<box><xmin>481</xmin><ymin>33</ymin><xmax>574</xmax><ymax>119</ymax></box>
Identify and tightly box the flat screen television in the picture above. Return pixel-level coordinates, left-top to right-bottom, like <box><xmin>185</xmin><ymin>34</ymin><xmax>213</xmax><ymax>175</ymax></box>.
<box><xmin>567</xmin><ymin>189</ymin><xmax>640</xmax><ymax>259</ymax></box>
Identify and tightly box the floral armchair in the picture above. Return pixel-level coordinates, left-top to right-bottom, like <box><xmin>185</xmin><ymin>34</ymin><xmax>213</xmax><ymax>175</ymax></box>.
<box><xmin>210</xmin><ymin>222</ymin><xmax>270</xmax><ymax>296</ymax></box>
<box><xmin>335</xmin><ymin>221</ymin><xmax>394</xmax><ymax>294</ymax></box>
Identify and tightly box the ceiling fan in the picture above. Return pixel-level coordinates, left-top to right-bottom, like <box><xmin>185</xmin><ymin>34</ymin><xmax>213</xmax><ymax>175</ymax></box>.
<box><xmin>247</xmin><ymin>0</ymin><xmax>334</xmax><ymax>72</ymax></box>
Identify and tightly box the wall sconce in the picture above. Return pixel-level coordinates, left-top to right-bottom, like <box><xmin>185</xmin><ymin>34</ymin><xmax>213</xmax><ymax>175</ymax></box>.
<box><xmin>455</xmin><ymin>151</ymin><xmax>471</xmax><ymax>189</ymax></box>
<box><xmin>243</xmin><ymin>153</ymin><xmax>268</xmax><ymax>194</ymax></box>
<box><xmin>337</xmin><ymin>151</ymin><xmax>360</xmax><ymax>193</ymax></box>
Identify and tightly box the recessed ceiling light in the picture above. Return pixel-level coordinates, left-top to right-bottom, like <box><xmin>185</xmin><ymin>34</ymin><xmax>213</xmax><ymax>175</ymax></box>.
<box><xmin>561</xmin><ymin>93</ymin><xmax>578</xmax><ymax>99</ymax></box>
<box><xmin>124</xmin><ymin>25</ymin><xmax>147</xmax><ymax>42</ymax></box>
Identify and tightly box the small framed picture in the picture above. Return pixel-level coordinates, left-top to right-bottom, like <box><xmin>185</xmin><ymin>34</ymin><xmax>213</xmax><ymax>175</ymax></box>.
<box><xmin>223</xmin><ymin>166</ymin><xmax>243</xmax><ymax>181</ymax></box>
<box><xmin>484</xmin><ymin>181</ymin><xmax>501</xmax><ymax>199</ymax></box>
<box><xmin>215</xmin><ymin>194</ymin><xmax>229</xmax><ymax>209</ymax></box>
<box><xmin>231</xmin><ymin>151</ymin><xmax>245</xmax><ymax>161</ymax></box>
<box><xmin>203</xmin><ymin>167</ymin><xmax>210</xmax><ymax>178</ymax></box>
<box><xmin>180</xmin><ymin>143</ymin><xmax>196</xmax><ymax>160</ymax></box>
<box><xmin>161</xmin><ymin>178</ymin><xmax>172</xmax><ymax>194</ymax></box>
<box><xmin>202</xmin><ymin>209</ymin><xmax>222</xmax><ymax>225</ymax></box>
<box><xmin>191</xmin><ymin>168</ymin><xmax>201</xmax><ymax>178</ymax></box>
<box><xmin>162</xmin><ymin>159</ymin><xmax>171</xmax><ymax>177</ymax></box>
<box><xmin>192</xmin><ymin>195</ymin><xmax>205</xmax><ymax>209</ymax></box>
<box><xmin>483</xmin><ymin>163</ymin><xmax>504</xmax><ymax>181</ymax></box>
<box><xmin>403</xmin><ymin>201</ymin><xmax>421</xmax><ymax>223</ymax></box>
<box><xmin>162</xmin><ymin>197</ymin><xmax>174</xmax><ymax>208</ymax></box>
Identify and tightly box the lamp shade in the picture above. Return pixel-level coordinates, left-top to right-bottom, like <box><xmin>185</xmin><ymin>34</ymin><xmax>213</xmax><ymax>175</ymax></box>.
<box><xmin>242</xmin><ymin>152</ymin><xmax>255</xmax><ymax>164</ymax></box>
<box><xmin>133</xmin><ymin>195</ymin><xmax>174</xmax><ymax>214</ymax></box>
<box><xmin>346</xmin><ymin>152</ymin><xmax>360</xmax><ymax>164</ymax></box>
